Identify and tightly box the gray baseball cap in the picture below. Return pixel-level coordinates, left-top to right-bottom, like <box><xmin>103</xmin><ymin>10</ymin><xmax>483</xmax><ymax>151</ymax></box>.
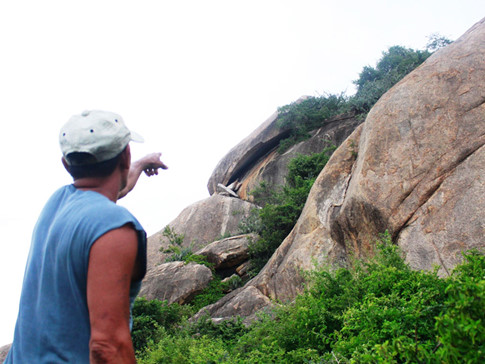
<box><xmin>59</xmin><ymin>110</ymin><xmax>144</xmax><ymax>165</ymax></box>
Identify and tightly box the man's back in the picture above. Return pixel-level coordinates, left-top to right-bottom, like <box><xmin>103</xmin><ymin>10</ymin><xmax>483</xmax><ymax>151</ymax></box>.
<box><xmin>5</xmin><ymin>185</ymin><xmax>146</xmax><ymax>363</ymax></box>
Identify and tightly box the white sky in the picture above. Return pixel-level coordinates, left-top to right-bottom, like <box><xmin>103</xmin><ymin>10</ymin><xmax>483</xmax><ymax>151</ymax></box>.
<box><xmin>0</xmin><ymin>0</ymin><xmax>483</xmax><ymax>345</ymax></box>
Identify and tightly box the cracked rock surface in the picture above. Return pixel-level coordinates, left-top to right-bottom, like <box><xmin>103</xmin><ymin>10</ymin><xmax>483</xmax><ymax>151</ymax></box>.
<box><xmin>334</xmin><ymin>17</ymin><xmax>485</xmax><ymax>275</ymax></box>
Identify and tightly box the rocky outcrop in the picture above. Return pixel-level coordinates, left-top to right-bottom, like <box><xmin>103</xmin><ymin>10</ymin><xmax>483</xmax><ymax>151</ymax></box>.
<box><xmin>140</xmin><ymin>262</ymin><xmax>213</xmax><ymax>304</ymax></box>
<box><xmin>146</xmin><ymin>194</ymin><xmax>257</xmax><ymax>268</ymax></box>
<box><xmin>195</xmin><ymin>234</ymin><xmax>257</xmax><ymax>270</ymax></box>
<box><xmin>207</xmin><ymin>105</ymin><xmax>292</xmax><ymax>196</ymax></box>
<box><xmin>0</xmin><ymin>344</ymin><xmax>10</xmax><ymax>363</ymax></box>
<box><xmin>207</xmin><ymin>102</ymin><xmax>362</xmax><ymax>200</ymax></box>
<box><xmin>237</xmin><ymin>113</ymin><xmax>362</xmax><ymax>200</ymax></box>
<box><xmin>204</xmin><ymin>18</ymin><xmax>485</xmax><ymax>319</ymax></box>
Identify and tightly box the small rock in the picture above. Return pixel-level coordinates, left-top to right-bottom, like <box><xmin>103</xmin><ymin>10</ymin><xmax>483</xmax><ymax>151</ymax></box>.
<box><xmin>217</xmin><ymin>183</ymin><xmax>239</xmax><ymax>198</ymax></box>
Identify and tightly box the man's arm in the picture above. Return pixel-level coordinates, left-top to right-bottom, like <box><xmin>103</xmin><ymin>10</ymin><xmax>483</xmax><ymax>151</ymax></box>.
<box><xmin>87</xmin><ymin>225</ymin><xmax>139</xmax><ymax>364</ymax></box>
<box><xmin>118</xmin><ymin>152</ymin><xmax>168</xmax><ymax>199</ymax></box>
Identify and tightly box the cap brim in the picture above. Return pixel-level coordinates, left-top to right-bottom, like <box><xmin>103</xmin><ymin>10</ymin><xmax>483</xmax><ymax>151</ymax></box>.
<box><xmin>130</xmin><ymin>130</ymin><xmax>145</xmax><ymax>143</ymax></box>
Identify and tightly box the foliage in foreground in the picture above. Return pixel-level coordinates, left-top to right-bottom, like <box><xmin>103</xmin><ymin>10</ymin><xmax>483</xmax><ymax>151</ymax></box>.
<box><xmin>135</xmin><ymin>237</ymin><xmax>484</xmax><ymax>363</ymax></box>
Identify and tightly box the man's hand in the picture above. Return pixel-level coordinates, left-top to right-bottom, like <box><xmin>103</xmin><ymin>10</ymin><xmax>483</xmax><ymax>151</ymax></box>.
<box><xmin>137</xmin><ymin>152</ymin><xmax>168</xmax><ymax>177</ymax></box>
<box><xmin>118</xmin><ymin>152</ymin><xmax>168</xmax><ymax>199</ymax></box>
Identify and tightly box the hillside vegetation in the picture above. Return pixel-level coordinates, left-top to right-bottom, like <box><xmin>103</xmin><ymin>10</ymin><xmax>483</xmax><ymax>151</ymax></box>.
<box><xmin>133</xmin><ymin>240</ymin><xmax>484</xmax><ymax>363</ymax></box>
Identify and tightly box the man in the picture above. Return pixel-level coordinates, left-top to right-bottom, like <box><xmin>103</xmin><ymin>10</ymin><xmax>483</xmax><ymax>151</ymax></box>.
<box><xmin>5</xmin><ymin>110</ymin><xmax>167</xmax><ymax>363</ymax></box>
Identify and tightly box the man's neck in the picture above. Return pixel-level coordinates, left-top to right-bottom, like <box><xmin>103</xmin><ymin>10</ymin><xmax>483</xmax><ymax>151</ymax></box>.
<box><xmin>73</xmin><ymin>176</ymin><xmax>121</xmax><ymax>203</ymax></box>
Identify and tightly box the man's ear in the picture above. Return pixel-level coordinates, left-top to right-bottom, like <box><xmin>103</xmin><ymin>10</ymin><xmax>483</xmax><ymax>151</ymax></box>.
<box><xmin>119</xmin><ymin>144</ymin><xmax>131</xmax><ymax>171</ymax></box>
<box><xmin>61</xmin><ymin>157</ymin><xmax>71</xmax><ymax>173</ymax></box>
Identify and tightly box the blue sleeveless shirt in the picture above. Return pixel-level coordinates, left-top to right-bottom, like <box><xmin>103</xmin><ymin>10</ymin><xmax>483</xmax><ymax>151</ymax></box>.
<box><xmin>5</xmin><ymin>185</ymin><xmax>147</xmax><ymax>363</ymax></box>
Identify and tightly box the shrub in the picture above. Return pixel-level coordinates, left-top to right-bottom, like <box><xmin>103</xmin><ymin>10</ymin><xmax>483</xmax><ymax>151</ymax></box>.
<box><xmin>131</xmin><ymin>297</ymin><xmax>190</xmax><ymax>356</ymax></box>
<box><xmin>138</xmin><ymin>333</ymin><xmax>229</xmax><ymax>364</ymax></box>
<box><xmin>189</xmin><ymin>315</ymin><xmax>249</xmax><ymax>345</ymax></box>
<box><xmin>286</xmin><ymin>146</ymin><xmax>335</xmax><ymax>188</ymax></box>
<box><xmin>276</xmin><ymin>94</ymin><xmax>350</xmax><ymax>153</ymax></box>
<box><xmin>328</xmin><ymin>241</ymin><xmax>449</xmax><ymax>362</ymax></box>
<box><xmin>434</xmin><ymin>250</ymin><xmax>485</xmax><ymax>362</ymax></box>
<box><xmin>350</xmin><ymin>45</ymin><xmax>431</xmax><ymax>113</ymax></box>
<box><xmin>189</xmin><ymin>277</ymin><xmax>228</xmax><ymax>313</ymax></box>
<box><xmin>244</xmin><ymin>148</ymin><xmax>335</xmax><ymax>275</ymax></box>
<box><xmin>161</xmin><ymin>225</ymin><xmax>212</xmax><ymax>268</ymax></box>
<box><xmin>275</xmin><ymin>44</ymin><xmax>437</xmax><ymax>153</ymax></box>
<box><xmin>426</xmin><ymin>33</ymin><xmax>453</xmax><ymax>52</ymax></box>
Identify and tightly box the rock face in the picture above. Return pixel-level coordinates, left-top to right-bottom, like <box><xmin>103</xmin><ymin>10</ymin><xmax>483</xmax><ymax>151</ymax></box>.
<box><xmin>330</xmin><ymin>18</ymin><xmax>485</xmax><ymax>274</ymax></box>
<box><xmin>206</xmin><ymin>106</ymin><xmax>291</xmax><ymax>196</ymax></box>
<box><xmin>146</xmin><ymin>194</ymin><xmax>257</xmax><ymax>268</ymax></box>
<box><xmin>204</xmin><ymin>18</ymin><xmax>485</xmax><ymax>319</ymax></box>
<box><xmin>140</xmin><ymin>262</ymin><xmax>213</xmax><ymax>304</ymax></box>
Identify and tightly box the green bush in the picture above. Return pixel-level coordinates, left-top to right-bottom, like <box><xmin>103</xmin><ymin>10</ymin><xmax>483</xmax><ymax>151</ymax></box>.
<box><xmin>286</xmin><ymin>146</ymin><xmax>335</xmax><ymax>188</ymax></box>
<box><xmin>328</xmin><ymin>239</ymin><xmax>449</xmax><ymax>362</ymax></box>
<box><xmin>131</xmin><ymin>297</ymin><xmax>190</xmax><ymax>356</ymax></box>
<box><xmin>426</xmin><ymin>33</ymin><xmax>453</xmax><ymax>52</ymax></box>
<box><xmin>161</xmin><ymin>225</ymin><xmax>190</xmax><ymax>262</ymax></box>
<box><xmin>138</xmin><ymin>332</ymin><xmax>229</xmax><ymax>364</ymax></box>
<box><xmin>161</xmin><ymin>225</ymin><xmax>212</xmax><ymax>268</ymax></box>
<box><xmin>276</xmin><ymin>94</ymin><xmax>350</xmax><ymax>153</ymax></box>
<box><xmin>245</xmin><ymin>148</ymin><xmax>335</xmax><ymax>275</ymax></box>
<box><xmin>234</xmin><ymin>237</ymin><xmax>484</xmax><ymax>363</ymax></box>
<box><xmin>350</xmin><ymin>45</ymin><xmax>431</xmax><ymax>113</ymax></box>
<box><xmin>434</xmin><ymin>250</ymin><xmax>485</xmax><ymax>362</ymax></box>
<box><xmin>189</xmin><ymin>277</ymin><xmax>228</xmax><ymax>313</ymax></box>
<box><xmin>188</xmin><ymin>315</ymin><xmax>248</xmax><ymax>345</ymax></box>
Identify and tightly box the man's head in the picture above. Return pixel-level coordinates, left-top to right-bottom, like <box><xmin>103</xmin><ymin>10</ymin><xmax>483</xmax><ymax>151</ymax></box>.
<box><xmin>60</xmin><ymin>110</ymin><xmax>143</xmax><ymax>180</ymax></box>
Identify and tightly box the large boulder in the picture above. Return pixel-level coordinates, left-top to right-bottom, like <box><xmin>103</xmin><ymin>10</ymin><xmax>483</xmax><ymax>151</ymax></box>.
<box><xmin>204</xmin><ymin>18</ymin><xmax>485</xmax><ymax>318</ymax></box>
<box><xmin>146</xmin><ymin>194</ymin><xmax>257</xmax><ymax>268</ymax></box>
<box><xmin>140</xmin><ymin>262</ymin><xmax>213</xmax><ymax>304</ymax></box>
<box><xmin>195</xmin><ymin>234</ymin><xmax>257</xmax><ymax>270</ymax></box>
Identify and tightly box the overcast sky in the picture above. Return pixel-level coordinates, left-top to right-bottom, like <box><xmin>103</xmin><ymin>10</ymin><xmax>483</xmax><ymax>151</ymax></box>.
<box><xmin>0</xmin><ymin>0</ymin><xmax>483</xmax><ymax>345</ymax></box>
